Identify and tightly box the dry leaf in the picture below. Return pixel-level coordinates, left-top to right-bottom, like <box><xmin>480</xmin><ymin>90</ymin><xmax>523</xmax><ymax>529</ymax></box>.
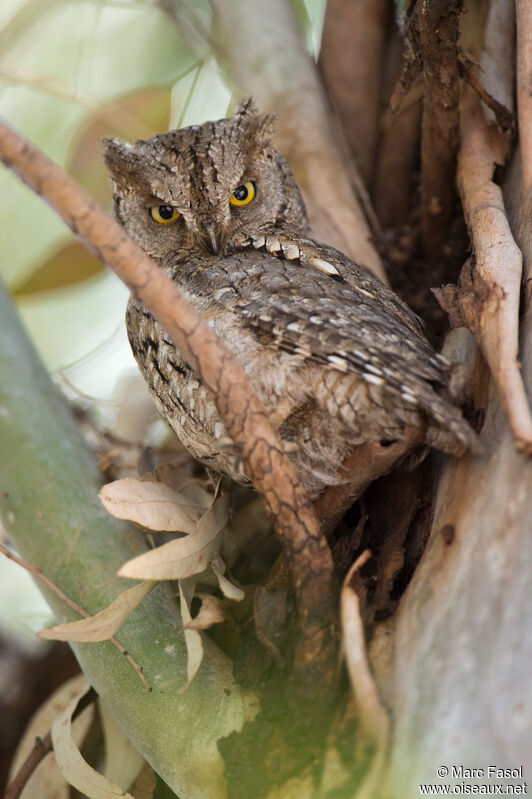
<box><xmin>51</xmin><ymin>681</ymin><xmax>135</xmax><ymax>799</ymax></box>
<box><xmin>153</xmin><ymin>463</ymin><xmax>212</xmax><ymax>504</ymax></box>
<box><xmin>182</xmin><ymin>592</ymin><xmax>227</xmax><ymax>631</ymax></box>
<box><xmin>99</xmin><ymin>476</ymin><xmax>206</xmax><ymax>532</ymax></box>
<box><xmin>38</xmin><ymin>580</ymin><xmax>157</xmax><ymax>642</ymax></box>
<box><xmin>211</xmin><ymin>554</ymin><xmax>245</xmax><ymax>601</ymax></box>
<box><xmin>117</xmin><ymin>495</ymin><xmax>229</xmax><ymax>580</ymax></box>
<box><xmin>8</xmin><ymin>674</ymin><xmax>93</xmax><ymax>799</ymax></box>
<box><xmin>178</xmin><ymin>578</ymin><xmax>204</xmax><ymax>692</ymax></box>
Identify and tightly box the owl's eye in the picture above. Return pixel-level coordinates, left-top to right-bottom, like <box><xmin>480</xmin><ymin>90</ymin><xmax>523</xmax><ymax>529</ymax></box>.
<box><xmin>230</xmin><ymin>181</ymin><xmax>256</xmax><ymax>207</ymax></box>
<box><xmin>150</xmin><ymin>205</ymin><xmax>181</xmax><ymax>224</ymax></box>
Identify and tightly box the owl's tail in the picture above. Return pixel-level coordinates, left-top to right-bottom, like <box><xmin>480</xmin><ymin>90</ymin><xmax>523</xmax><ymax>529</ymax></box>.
<box><xmin>420</xmin><ymin>387</ymin><xmax>483</xmax><ymax>457</ymax></box>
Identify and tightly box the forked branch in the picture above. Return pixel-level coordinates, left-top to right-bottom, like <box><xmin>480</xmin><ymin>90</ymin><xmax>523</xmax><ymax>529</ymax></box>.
<box><xmin>435</xmin><ymin>88</ymin><xmax>532</xmax><ymax>455</ymax></box>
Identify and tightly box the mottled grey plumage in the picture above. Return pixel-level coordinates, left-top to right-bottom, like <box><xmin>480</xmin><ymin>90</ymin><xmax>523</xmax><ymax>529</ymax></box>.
<box><xmin>103</xmin><ymin>100</ymin><xmax>478</xmax><ymax>497</ymax></box>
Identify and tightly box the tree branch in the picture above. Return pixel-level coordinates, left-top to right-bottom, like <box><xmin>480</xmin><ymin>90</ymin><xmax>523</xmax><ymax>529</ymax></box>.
<box><xmin>517</xmin><ymin>0</ymin><xmax>532</xmax><ymax>195</ymax></box>
<box><xmin>0</xmin><ymin>119</ymin><xmax>337</xmax><ymax>692</ymax></box>
<box><xmin>434</xmin><ymin>12</ymin><xmax>532</xmax><ymax>458</ymax></box>
<box><xmin>319</xmin><ymin>0</ymin><xmax>391</xmax><ymax>187</ymax></box>
<box><xmin>454</xmin><ymin>89</ymin><xmax>532</xmax><ymax>455</ymax></box>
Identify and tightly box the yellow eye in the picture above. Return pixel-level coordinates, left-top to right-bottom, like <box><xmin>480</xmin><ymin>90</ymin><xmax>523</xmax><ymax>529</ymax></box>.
<box><xmin>150</xmin><ymin>205</ymin><xmax>181</xmax><ymax>224</ymax></box>
<box><xmin>230</xmin><ymin>181</ymin><xmax>255</xmax><ymax>207</ymax></box>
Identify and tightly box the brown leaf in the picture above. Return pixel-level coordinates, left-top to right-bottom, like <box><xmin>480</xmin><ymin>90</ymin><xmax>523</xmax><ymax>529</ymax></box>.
<box><xmin>13</xmin><ymin>241</ymin><xmax>104</xmax><ymax>296</ymax></box>
<box><xmin>178</xmin><ymin>578</ymin><xmax>204</xmax><ymax>692</ymax></box>
<box><xmin>117</xmin><ymin>494</ymin><xmax>229</xmax><ymax>580</ymax></box>
<box><xmin>182</xmin><ymin>592</ymin><xmax>227</xmax><ymax>631</ymax></box>
<box><xmin>99</xmin><ymin>476</ymin><xmax>206</xmax><ymax>533</ymax></box>
<box><xmin>211</xmin><ymin>554</ymin><xmax>245</xmax><ymax>601</ymax></box>
<box><xmin>51</xmin><ymin>681</ymin><xmax>135</xmax><ymax>798</ymax></box>
<box><xmin>38</xmin><ymin>580</ymin><xmax>157</xmax><ymax>642</ymax></box>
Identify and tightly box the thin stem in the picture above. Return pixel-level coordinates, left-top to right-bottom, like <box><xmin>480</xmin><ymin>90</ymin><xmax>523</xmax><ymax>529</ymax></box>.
<box><xmin>0</xmin><ymin>545</ymin><xmax>151</xmax><ymax>692</ymax></box>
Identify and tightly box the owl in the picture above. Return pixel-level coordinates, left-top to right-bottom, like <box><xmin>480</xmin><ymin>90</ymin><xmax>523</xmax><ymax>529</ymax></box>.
<box><xmin>103</xmin><ymin>100</ymin><xmax>478</xmax><ymax>499</ymax></box>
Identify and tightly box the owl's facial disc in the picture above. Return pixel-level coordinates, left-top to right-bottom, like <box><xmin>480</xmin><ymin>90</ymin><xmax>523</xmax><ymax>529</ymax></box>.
<box><xmin>196</xmin><ymin>181</ymin><xmax>257</xmax><ymax>254</ymax></box>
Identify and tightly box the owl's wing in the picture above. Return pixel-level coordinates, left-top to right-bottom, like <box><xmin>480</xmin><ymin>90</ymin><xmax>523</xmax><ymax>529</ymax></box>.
<box><xmin>216</xmin><ymin>250</ymin><xmax>449</xmax><ymax>393</ymax></box>
<box><xmin>221</xmin><ymin>253</ymin><xmax>479</xmax><ymax>452</ymax></box>
<box><xmin>232</xmin><ymin>231</ymin><xmax>425</xmax><ymax>337</ymax></box>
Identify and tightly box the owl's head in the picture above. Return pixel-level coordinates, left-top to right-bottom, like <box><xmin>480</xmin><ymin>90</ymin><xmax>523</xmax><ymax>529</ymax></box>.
<box><xmin>102</xmin><ymin>99</ymin><xmax>309</xmax><ymax>263</ymax></box>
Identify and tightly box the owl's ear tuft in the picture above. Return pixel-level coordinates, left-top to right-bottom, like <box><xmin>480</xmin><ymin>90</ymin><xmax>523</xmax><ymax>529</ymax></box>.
<box><xmin>101</xmin><ymin>137</ymin><xmax>139</xmax><ymax>192</ymax></box>
<box><xmin>235</xmin><ymin>97</ymin><xmax>258</xmax><ymax>117</ymax></box>
<box><xmin>235</xmin><ymin>98</ymin><xmax>276</xmax><ymax>151</ymax></box>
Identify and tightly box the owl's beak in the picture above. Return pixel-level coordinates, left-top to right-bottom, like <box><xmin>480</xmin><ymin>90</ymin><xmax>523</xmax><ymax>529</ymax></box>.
<box><xmin>204</xmin><ymin>225</ymin><xmax>220</xmax><ymax>255</ymax></box>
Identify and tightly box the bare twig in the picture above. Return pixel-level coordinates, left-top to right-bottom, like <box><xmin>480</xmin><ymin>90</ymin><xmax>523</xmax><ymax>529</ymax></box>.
<box><xmin>319</xmin><ymin>0</ymin><xmax>391</xmax><ymax>186</ymax></box>
<box><xmin>5</xmin><ymin>733</ymin><xmax>53</xmax><ymax>799</ymax></box>
<box><xmin>436</xmin><ymin>88</ymin><xmax>532</xmax><ymax>455</ymax></box>
<box><xmin>457</xmin><ymin>52</ymin><xmax>514</xmax><ymax>136</ymax></box>
<box><xmin>0</xmin><ymin>544</ymin><xmax>151</xmax><ymax>691</ymax></box>
<box><xmin>4</xmin><ymin>688</ymin><xmax>96</xmax><ymax>799</ymax></box>
<box><xmin>0</xmin><ymin>121</ymin><xmax>337</xmax><ymax>692</ymax></box>
<box><xmin>315</xmin><ymin>426</ymin><xmax>425</xmax><ymax>535</ymax></box>
<box><xmin>417</xmin><ymin>0</ymin><xmax>463</xmax><ymax>255</ymax></box>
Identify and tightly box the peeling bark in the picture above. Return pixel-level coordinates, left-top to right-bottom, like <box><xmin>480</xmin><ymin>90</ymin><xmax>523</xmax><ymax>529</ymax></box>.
<box><xmin>374</xmin><ymin>3</ymin><xmax>532</xmax><ymax>787</ymax></box>
<box><xmin>451</xmin><ymin>88</ymin><xmax>532</xmax><ymax>455</ymax></box>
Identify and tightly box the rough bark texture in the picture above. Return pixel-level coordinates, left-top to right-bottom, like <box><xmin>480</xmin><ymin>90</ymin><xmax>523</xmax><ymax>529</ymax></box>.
<box><xmin>435</xmin><ymin>50</ymin><xmax>532</xmax><ymax>454</ymax></box>
<box><xmin>0</xmin><ymin>120</ymin><xmax>337</xmax><ymax>696</ymax></box>
<box><xmin>371</xmin><ymin>1</ymin><xmax>532</xmax><ymax>789</ymax></box>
